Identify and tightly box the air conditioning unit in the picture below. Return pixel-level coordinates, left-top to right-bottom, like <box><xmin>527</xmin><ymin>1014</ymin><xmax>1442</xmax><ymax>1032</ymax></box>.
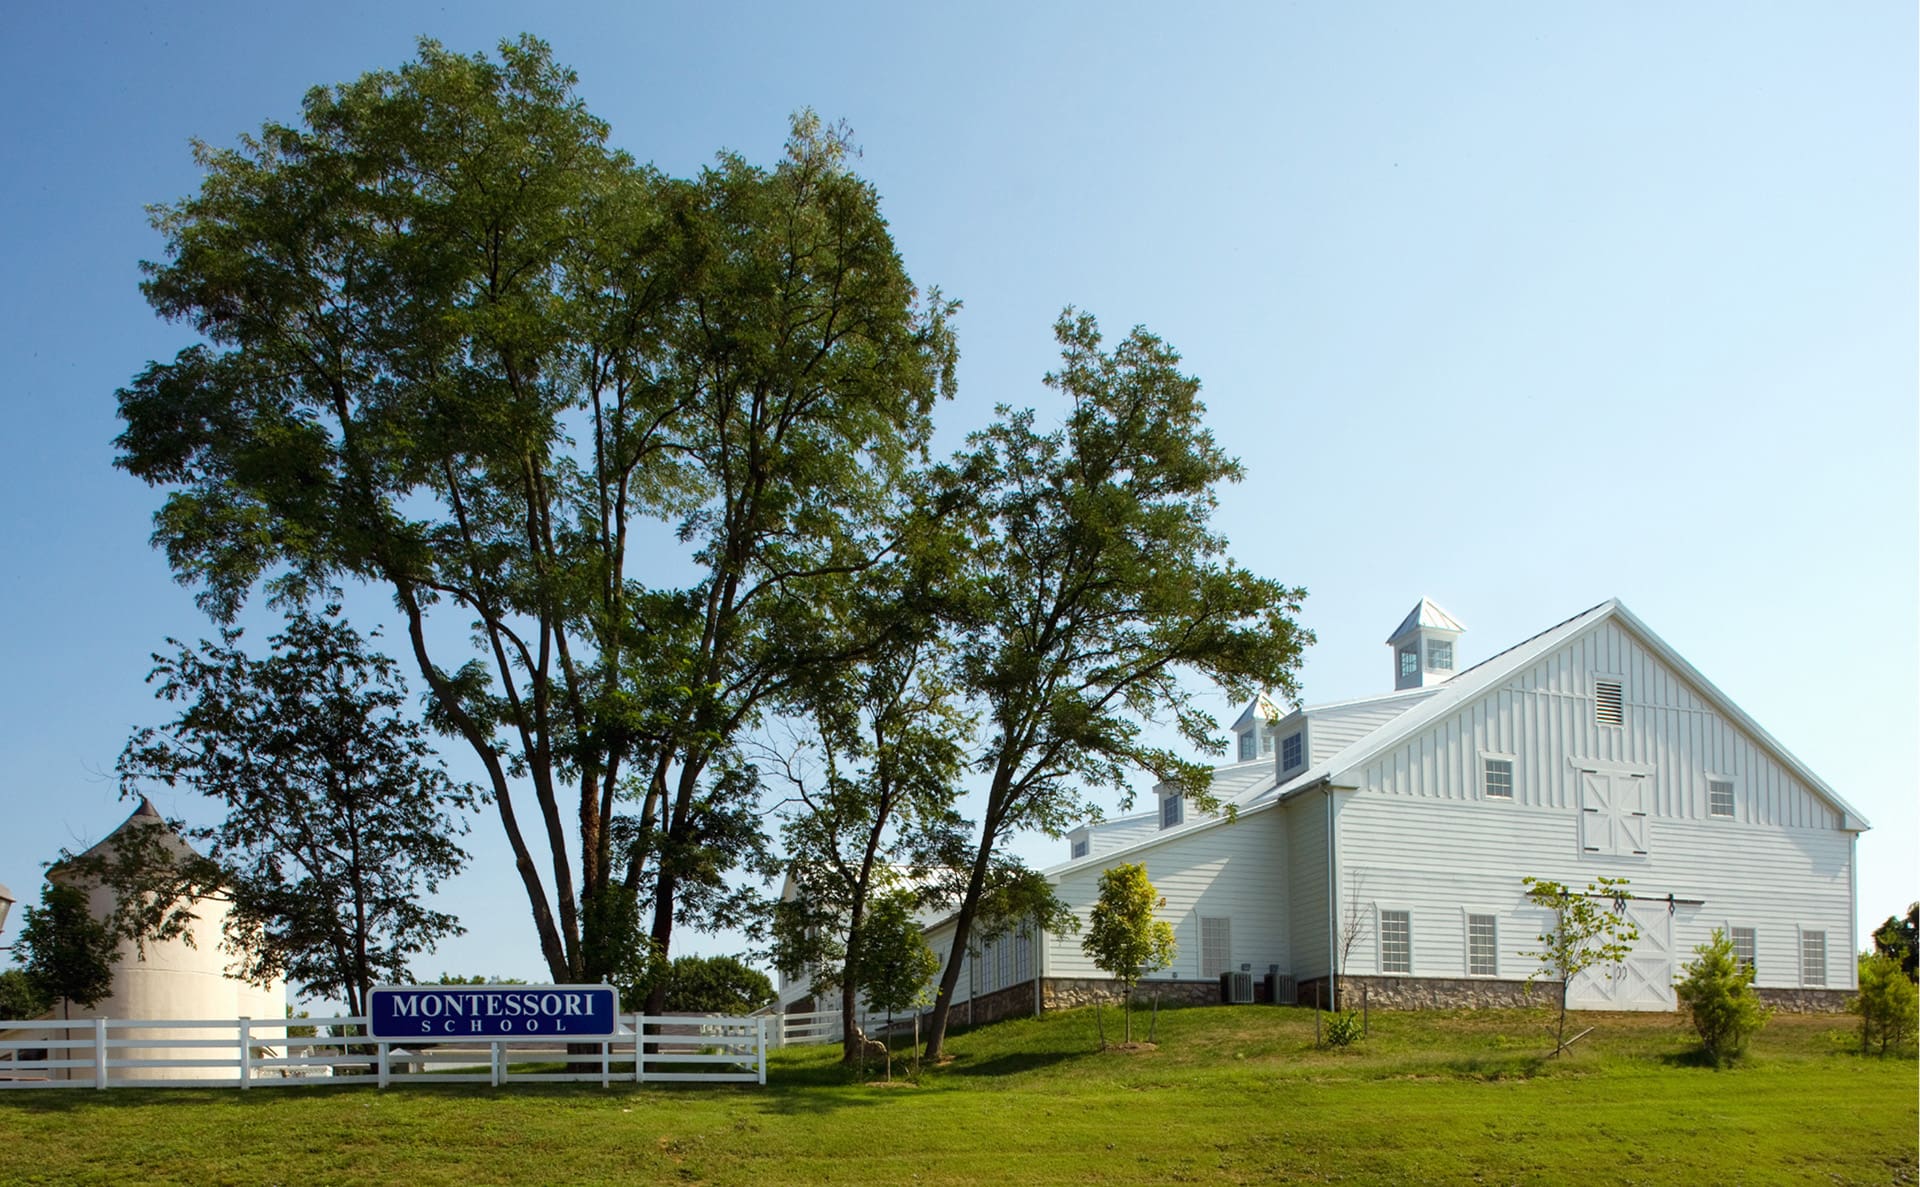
<box><xmin>1266</xmin><ymin>972</ymin><xmax>1297</xmax><ymax>1006</ymax></box>
<box><xmin>1219</xmin><ymin>971</ymin><xmax>1255</xmax><ymax>1004</ymax></box>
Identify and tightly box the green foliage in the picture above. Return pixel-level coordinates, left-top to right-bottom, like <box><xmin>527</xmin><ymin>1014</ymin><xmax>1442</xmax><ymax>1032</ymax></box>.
<box><xmin>1323</xmin><ymin>1010</ymin><xmax>1363</xmax><ymax>1048</ymax></box>
<box><xmin>115</xmin><ymin>37</ymin><xmax>954</xmax><ymax>995</ymax></box>
<box><xmin>112</xmin><ymin>607</ymin><xmax>478</xmax><ymax>1018</ymax></box>
<box><xmin>16</xmin><ymin>883</ymin><xmax>118</xmax><ymax>1018</ymax></box>
<box><xmin>853</xmin><ymin>891</ymin><xmax>940</xmax><ymax>1020</ymax></box>
<box><xmin>657</xmin><ymin>955</ymin><xmax>775</xmax><ymax>1016</ymax></box>
<box><xmin>1521</xmin><ymin>875</ymin><xmax>1640</xmax><ymax>1055</ymax></box>
<box><xmin>1871</xmin><ymin>903</ymin><xmax>1917</xmax><ymax>982</ymax></box>
<box><xmin>1852</xmin><ymin>951</ymin><xmax>1918</xmax><ymax>1057</ymax></box>
<box><xmin>923</xmin><ymin>311</ymin><xmax>1310</xmax><ymax>1058</ymax></box>
<box><xmin>1081</xmin><ymin>864</ymin><xmax>1176</xmax><ymax>1045</ymax></box>
<box><xmin>1674</xmin><ymin>929</ymin><xmax>1769</xmax><ymax>1066</ymax></box>
<box><xmin>0</xmin><ymin>967</ymin><xmax>51</xmax><ymax>1021</ymax></box>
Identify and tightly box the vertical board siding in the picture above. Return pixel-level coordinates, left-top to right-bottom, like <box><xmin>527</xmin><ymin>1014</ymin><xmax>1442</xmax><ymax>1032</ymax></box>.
<box><xmin>1040</xmin><ymin>811</ymin><xmax>1288</xmax><ymax>983</ymax></box>
<box><xmin>1287</xmin><ymin>796</ymin><xmax>1330</xmax><ymax>979</ymax></box>
<box><xmin>1336</xmin><ymin>794</ymin><xmax>1855</xmax><ymax>988</ymax></box>
<box><xmin>1359</xmin><ymin>622</ymin><xmax>1839</xmax><ymax>833</ymax></box>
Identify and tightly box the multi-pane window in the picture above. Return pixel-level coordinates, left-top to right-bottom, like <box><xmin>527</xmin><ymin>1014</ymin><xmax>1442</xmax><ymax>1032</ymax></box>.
<box><xmin>1467</xmin><ymin>914</ymin><xmax>1497</xmax><ymax>976</ymax></box>
<box><xmin>1238</xmin><ymin>732</ymin><xmax>1255</xmax><ymax>762</ymax></box>
<box><xmin>1801</xmin><ymin>930</ymin><xmax>1827</xmax><ymax>987</ymax></box>
<box><xmin>1161</xmin><ymin>793</ymin><xmax>1184</xmax><ymax>829</ymax></box>
<box><xmin>1427</xmin><ymin>640</ymin><xmax>1453</xmax><ymax>671</ymax></box>
<box><xmin>1200</xmin><ymin>916</ymin><xmax>1232</xmax><ymax>976</ymax></box>
<box><xmin>1399</xmin><ymin>646</ymin><xmax>1419</xmax><ymax>678</ymax></box>
<box><xmin>1282</xmin><ymin>732</ymin><xmax>1304</xmax><ymax>771</ymax></box>
<box><xmin>1484</xmin><ymin>757</ymin><xmax>1514</xmax><ymax>799</ymax></box>
<box><xmin>1730</xmin><ymin>926</ymin><xmax>1756</xmax><ymax>974</ymax></box>
<box><xmin>1071</xmin><ymin>837</ymin><xmax>1089</xmax><ymax>860</ymax></box>
<box><xmin>1708</xmin><ymin>779</ymin><xmax>1735</xmax><ymax>818</ymax></box>
<box><xmin>1379</xmin><ymin>909</ymin><xmax>1412</xmax><ymax>974</ymax></box>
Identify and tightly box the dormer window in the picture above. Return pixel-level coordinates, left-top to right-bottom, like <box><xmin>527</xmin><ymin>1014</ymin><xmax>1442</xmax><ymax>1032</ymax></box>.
<box><xmin>1161</xmin><ymin>793</ymin><xmax>1184</xmax><ymax>829</ymax></box>
<box><xmin>1281</xmin><ymin>731</ymin><xmax>1304</xmax><ymax>771</ymax></box>
<box><xmin>1237</xmin><ymin>732</ymin><xmax>1255</xmax><ymax>762</ymax></box>
<box><xmin>1399</xmin><ymin>646</ymin><xmax>1419</xmax><ymax>679</ymax></box>
<box><xmin>1071</xmin><ymin>837</ymin><xmax>1090</xmax><ymax>859</ymax></box>
<box><xmin>1426</xmin><ymin>640</ymin><xmax>1453</xmax><ymax>671</ymax></box>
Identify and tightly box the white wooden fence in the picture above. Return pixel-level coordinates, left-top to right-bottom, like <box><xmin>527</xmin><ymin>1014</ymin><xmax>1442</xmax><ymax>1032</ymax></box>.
<box><xmin>762</xmin><ymin>1007</ymin><xmax>909</xmax><ymax>1048</ymax></box>
<box><xmin>0</xmin><ymin>1013</ymin><xmax>767</xmax><ymax>1090</ymax></box>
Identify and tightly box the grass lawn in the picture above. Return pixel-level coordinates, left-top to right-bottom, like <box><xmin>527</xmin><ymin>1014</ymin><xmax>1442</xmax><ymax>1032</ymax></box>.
<box><xmin>2</xmin><ymin>1005</ymin><xmax>1912</xmax><ymax>1185</ymax></box>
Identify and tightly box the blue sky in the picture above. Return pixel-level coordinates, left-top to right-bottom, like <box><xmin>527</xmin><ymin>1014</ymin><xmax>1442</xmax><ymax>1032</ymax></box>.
<box><xmin>1</xmin><ymin>2</ymin><xmax>1912</xmax><ymax>993</ymax></box>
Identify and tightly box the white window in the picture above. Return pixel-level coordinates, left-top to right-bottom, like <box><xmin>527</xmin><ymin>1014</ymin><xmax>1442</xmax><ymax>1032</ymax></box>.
<box><xmin>1161</xmin><ymin>793</ymin><xmax>1183</xmax><ymax>828</ymax></box>
<box><xmin>1467</xmin><ymin>914</ymin><xmax>1497</xmax><ymax>976</ymax></box>
<box><xmin>1800</xmin><ymin>930</ymin><xmax>1827</xmax><ymax>987</ymax></box>
<box><xmin>1200</xmin><ymin>916</ymin><xmax>1232</xmax><ymax>976</ymax></box>
<box><xmin>1595</xmin><ymin>679</ymin><xmax>1625</xmax><ymax>726</ymax></box>
<box><xmin>1379</xmin><ymin>909</ymin><xmax>1412</xmax><ymax>974</ymax></box>
<box><xmin>1399</xmin><ymin>646</ymin><xmax>1419</xmax><ymax>679</ymax></box>
<box><xmin>1281</xmin><ymin>731</ymin><xmax>1304</xmax><ymax>771</ymax></box>
<box><xmin>1483</xmin><ymin>757</ymin><xmax>1514</xmax><ymax>799</ymax></box>
<box><xmin>1238</xmin><ymin>732</ymin><xmax>1255</xmax><ymax>762</ymax></box>
<box><xmin>1730</xmin><ymin>926</ymin><xmax>1756</xmax><ymax>974</ymax></box>
<box><xmin>1070</xmin><ymin>837</ymin><xmax>1089</xmax><ymax>860</ymax></box>
<box><xmin>1427</xmin><ymin>639</ymin><xmax>1453</xmax><ymax>671</ymax></box>
<box><xmin>1708</xmin><ymin>779</ymin><xmax>1735</xmax><ymax>818</ymax></box>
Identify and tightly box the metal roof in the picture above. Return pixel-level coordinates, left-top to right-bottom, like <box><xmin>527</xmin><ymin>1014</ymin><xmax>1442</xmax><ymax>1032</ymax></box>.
<box><xmin>1385</xmin><ymin>597</ymin><xmax>1466</xmax><ymax>644</ymax></box>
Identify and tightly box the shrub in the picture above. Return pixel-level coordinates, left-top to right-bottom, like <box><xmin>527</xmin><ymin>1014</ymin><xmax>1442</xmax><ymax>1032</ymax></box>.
<box><xmin>1852</xmin><ymin>952</ymin><xmax>1919</xmax><ymax>1057</ymax></box>
<box><xmin>1674</xmin><ymin>929</ymin><xmax>1768</xmax><ymax>1066</ymax></box>
<box><xmin>1323</xmin><ymin>1010</ymin><xmax>1363</xmax><ymax>1048</ymax></box>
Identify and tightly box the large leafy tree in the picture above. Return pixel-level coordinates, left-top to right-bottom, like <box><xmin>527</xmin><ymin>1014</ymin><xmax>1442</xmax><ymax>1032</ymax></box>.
<box><xmin>769</xmin><ymin>624</ymin><xmax>973</xmax><ymax>1061</ymax></box>
<box><xmin>115</xmin><ymin>38</ymin><xmax>955</xmax><ymax>998</ymax></box>
<box><xmin>919</xmin><ymin>312</ymin><xmax>1310</xmax><ymax>1059</ymax></box>
<box><xmin>112</xmin><ymin>607</ymin><xmax>478</xmax><ymax>1017</ymax></box>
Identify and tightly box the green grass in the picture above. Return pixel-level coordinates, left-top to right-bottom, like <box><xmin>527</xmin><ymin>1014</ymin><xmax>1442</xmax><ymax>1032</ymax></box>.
<box><xmin>2</xmin><ymin>1005</ymin><xmax>1912</xmax><ymax>1185</ymax></box>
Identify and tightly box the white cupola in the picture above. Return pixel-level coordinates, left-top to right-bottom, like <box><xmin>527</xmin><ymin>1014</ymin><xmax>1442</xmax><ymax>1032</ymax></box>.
<box><xmin>1228</xmin><ymin>695</ymin><xmax>1278</xmax><ymax>763</ymax></box>
<box><xmin>1386</xmin><ymin>598</ymin><xmax>1465</xmax><ymax>690</ymax></box>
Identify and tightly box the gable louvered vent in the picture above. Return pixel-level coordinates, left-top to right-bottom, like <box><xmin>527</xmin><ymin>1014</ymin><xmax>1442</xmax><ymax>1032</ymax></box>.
<box><xmin>1595</xmin><ymin>680</ymin><xmax>1624</xmax><ymax>726</ymax></box>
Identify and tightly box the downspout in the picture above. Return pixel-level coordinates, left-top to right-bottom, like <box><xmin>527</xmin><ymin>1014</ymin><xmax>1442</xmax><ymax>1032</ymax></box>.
<box><xmin>1325</xmin><ymin>784</ymin><xmax>1337</xmax><ymax>1012</ymax></box>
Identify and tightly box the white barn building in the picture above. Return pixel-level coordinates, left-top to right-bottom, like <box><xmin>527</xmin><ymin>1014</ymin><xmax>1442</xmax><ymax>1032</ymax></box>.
<box><xmin>778</xmin><ymin>598</ymin><xmax>1866</xmax><ymax>1022</ymax></box>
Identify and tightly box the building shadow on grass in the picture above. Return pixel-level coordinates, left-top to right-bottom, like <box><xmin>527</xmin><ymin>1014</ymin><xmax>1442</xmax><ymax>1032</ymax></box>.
<box><xmin>936</xmin><ymin>1050</ymin><xmax>1076</xmax><ymax>1078</ymax></box>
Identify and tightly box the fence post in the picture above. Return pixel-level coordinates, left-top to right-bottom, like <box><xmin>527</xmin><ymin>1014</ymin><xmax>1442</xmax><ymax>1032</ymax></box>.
<box><xmin>635</xmin><ymin>1015</ymin><xmax>646</xmax><ymax>1085</ymax></box>
<box><xmin>377</xmin><ymin>1041</ymin><xmax>390</xmax><ymax>1089</ymax></box>
<box><xmin>491</xmin><ymin>1040</ymin><xmax>502</xmax><ymax>1089</ymax></box>
<box><xmin>600</xmin><ymin>1038</ymin><xmax>610</xmax><ymax>1090</ymax></box>
<box><xmin>239</xmin><ymin>1017</ymin><xmax>252</xmax><ymax>1089</ymax></box>
<box><xmin>93</xmin><ymin>1017</ymin><xmax>108</xmax><ymax>1090</ymax></box>
<box><xmin>756</xmin><ymin>1015</ymin><xmax>767</xmax><ymax>1086</ymax></box>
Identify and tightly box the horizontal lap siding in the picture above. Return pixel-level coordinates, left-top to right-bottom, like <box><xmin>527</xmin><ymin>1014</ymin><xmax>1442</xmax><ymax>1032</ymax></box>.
<box><xmin>1357</xmin><ymin>622</ymin><xmax>1840</xmax><ymax>828</ymax></box>
<box><xmin>1309</xmin><ymin>698</ymin><xmax>1431</xmax><ymax>766</ymax></box>
<box><xmin>1337</xmin><ymin>784</ymin><xmax>1856</xmax><ymax>989</ymax></box>
<box><xmin>1041</xmin><ymin>811</ymin><xmax>1286</xmax><ymax>983</ymax></box>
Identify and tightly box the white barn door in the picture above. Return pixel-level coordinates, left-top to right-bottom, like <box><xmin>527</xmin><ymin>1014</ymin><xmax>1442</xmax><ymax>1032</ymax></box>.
<box><xmin>1565</xmin><ymin>899</ymin><xmax>1675</xmax><ymax>1012</ymax></box>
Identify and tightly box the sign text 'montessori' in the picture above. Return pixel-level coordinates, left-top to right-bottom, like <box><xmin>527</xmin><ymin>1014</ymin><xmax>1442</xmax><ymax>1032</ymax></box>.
<box><xmin>367</xmin><ymin>984</ymin><xmax>620</xmax><ymax>1039</ymax></box>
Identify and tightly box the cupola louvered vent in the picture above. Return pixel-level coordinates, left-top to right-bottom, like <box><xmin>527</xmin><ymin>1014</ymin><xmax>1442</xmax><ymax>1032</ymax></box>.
<box><xmin>1595</xmin><ymin>680</ymin><xmax>1624</xmax><ymax>726</ymax></box>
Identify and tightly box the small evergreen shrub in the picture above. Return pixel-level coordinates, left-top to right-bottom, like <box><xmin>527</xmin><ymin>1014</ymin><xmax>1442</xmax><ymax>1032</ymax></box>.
<box><xmin>1852</xmin><ymin>952</ymin><xmax>1919</xmax><ymax>1057</ymax></box>
<box><xmin>1674</xmin><ymin>929</ymin><xmax>1768</xmax><ymax>1066</ymax></box>
<box><xmin>1323</xmin><ymin>1010</ymin><xmax>1363</xmax><ymax>1048</ymax></box>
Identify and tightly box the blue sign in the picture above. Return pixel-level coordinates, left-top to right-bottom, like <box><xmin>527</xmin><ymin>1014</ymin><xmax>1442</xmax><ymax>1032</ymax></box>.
<box><xmin>368</xmin><ymin>984</ymin><xmax>620</xmax><ymax>1040</ymax></box>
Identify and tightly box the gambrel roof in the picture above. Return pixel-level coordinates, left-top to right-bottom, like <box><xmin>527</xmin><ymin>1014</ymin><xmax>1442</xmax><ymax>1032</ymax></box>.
<box><xmin>1047</xmin><ymin>598</ymin><xmax>1868</xmax><ymax>877</ymax></box>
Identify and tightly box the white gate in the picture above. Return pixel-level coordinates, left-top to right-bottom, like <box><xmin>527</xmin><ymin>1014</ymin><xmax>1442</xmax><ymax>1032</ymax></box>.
<box><xmin>1566</xmin><ymin>898</ymin><xmax>1675</xmax><ymax>1011</ymax></box>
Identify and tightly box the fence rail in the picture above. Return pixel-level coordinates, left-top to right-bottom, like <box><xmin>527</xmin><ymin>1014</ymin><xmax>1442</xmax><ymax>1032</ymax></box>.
<box><xmin>0</xmin><ymin>1013</ymin><xmax>767</xmax><ymax>1090</ymax></box>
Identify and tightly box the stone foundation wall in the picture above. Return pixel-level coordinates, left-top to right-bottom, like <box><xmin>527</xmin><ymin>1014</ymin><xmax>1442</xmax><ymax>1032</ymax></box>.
<box><xmin>1755</xmin><ymin>987</ymin><xmax>1851</xmax><ymax>1013</ymax></box>
<box><xmin>1040</xmin><ymin>977</ymin><xmax>1222</xmax><ymax>1011</ymax></box>
<box><xmin>1336</xmin><ymin>975</ymin><xmax>1550</xmax><ymax>1011</ymax></box>
<box><xmin>961</xmin><ymin>981</ymin><xmax>1041</xmax><ymax>1027</ymax></box>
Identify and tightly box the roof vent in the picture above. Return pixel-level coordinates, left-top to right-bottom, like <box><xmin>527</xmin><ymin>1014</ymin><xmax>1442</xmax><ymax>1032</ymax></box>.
<box><xmin>1595</xmin><ymin>680</ymin><xmax>1624</xmax><ymax>726</ymax></box>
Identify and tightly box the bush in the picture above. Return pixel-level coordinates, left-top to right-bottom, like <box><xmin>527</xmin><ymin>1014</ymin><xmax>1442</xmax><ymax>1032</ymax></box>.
<box><xmin>1674</xmin><ymin>929</ymin><xmax>1768</xmax><ymax>1066</ymax></box>
<box><xmin>1852</xmin><ymin>952</ymin><xmax>1918</xmax><ymax>1057</ymax></box>
<box><xmin>1323</xmin><ymin>1010</ymin><xmax>1363</xmax><ymax>1048</ymax></box>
